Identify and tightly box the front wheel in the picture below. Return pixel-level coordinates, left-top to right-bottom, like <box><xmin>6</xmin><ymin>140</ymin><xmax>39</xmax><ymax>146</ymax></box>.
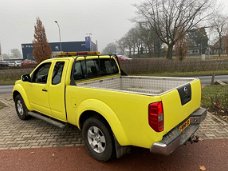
<box><xmin>82</xmin><ymin>117</ymin><xmax>115</xmax><ymax>161</ymax></box>
<box><xmin>15</xmin><ymin>95</ymin><xmax>30</xmax><ymax>120</ymax></box>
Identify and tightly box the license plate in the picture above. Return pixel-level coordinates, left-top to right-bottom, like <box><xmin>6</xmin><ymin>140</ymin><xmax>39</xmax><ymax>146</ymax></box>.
<box><xmin>179</xmin><ymin>119</ymin><xmax>191</xmax><ymax>132</ymax></box>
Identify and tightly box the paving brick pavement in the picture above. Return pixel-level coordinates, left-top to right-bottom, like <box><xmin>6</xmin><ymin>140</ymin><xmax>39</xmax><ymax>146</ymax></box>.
<box><xmin>0</xmin><ymin>93</ymin><xmax>227</xmax><ymax>150</ymax></box>
<box><xmin>0</xmin><ymin>94</ymin><xmax>83</xmax><ymax>150</ymax></box>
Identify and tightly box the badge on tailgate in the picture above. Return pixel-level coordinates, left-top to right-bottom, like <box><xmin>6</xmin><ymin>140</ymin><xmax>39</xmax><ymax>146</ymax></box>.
<box><xmin>177</xmin><ymin>83</ymin><xmax>191</xmax><ymax>105</ymax></box>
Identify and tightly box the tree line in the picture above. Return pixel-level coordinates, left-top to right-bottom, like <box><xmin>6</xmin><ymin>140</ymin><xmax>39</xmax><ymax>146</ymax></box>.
<box><xmin>103</xmin><ymin>0</ymin><xmax>228</xmax><ymax>60</ymax></box>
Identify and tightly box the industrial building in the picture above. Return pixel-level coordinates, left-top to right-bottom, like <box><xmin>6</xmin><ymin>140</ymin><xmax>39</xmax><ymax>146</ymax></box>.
<box><xmin>21</xmin><ymin>36</ymin><xmax>97</xmax><ymax>60</ymax></box>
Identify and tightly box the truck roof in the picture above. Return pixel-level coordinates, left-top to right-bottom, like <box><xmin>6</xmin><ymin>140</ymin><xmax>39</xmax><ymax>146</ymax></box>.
<box><xmin>47</xmin><ymin>55</ymin><xmax>115</xmax><ymax>62</ymax></box>
<box><xmin>49</xmin><ymin>51</ymin><xmax>116</xmax><ymax>61</ymax></box>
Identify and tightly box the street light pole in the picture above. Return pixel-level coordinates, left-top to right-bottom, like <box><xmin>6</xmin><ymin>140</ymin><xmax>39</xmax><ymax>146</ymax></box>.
<box><xmin>54</xmin><ymin>21</ymin><xmax>62</xmax><ymax>51</ymax></box>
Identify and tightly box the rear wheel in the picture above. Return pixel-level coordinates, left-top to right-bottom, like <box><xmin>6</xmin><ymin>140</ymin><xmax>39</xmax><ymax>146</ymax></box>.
<box><xmin>82</xmin><ymin>117</ymin><xmax>115</xmax><ymax>161</ymax></box>
<box><xmin>15</xmin><ymin>95</ymin><xmax>30</xmax><ymax>120</ymax></box>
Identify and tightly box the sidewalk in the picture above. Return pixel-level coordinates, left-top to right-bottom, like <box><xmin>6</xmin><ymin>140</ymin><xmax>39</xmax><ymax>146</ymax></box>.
<box><xmin>0</xmin><ymin>94</ymin><xmax>82</xmax><ymax>150</ymax></box>
<box><xmin>0</xmin><ymin>93</ymin><xmax>227</xmax><ymax>150</ymax></box>
<box><xmin>0</xmin><ymin>139</ymin><xmax>227</xmax><ymax>171</ymax></box>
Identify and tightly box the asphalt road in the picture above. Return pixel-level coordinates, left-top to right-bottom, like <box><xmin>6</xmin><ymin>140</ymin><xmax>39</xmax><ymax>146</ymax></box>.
<box><xmin>0</xmin><ymin>75</ymin><xmax>227</xmax><ymax>94</ymax></box>
<box><xmin>198</xmin><ymin>75</ymin><xmax>228</xmax><ymax>85</ymax></box>
<box><xmin>0</xmin><ymin>139</ymin><xmax>227</xmax><ymax>171</ymax></box>
<box><xmin>0</xmin><ymin>85</ymin><xmax>13</xmax><ymax>94</ymax></box>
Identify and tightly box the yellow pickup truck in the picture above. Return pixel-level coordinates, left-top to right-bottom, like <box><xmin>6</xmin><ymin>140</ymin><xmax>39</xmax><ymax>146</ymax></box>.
<box><xmin>13</xmin><ymin>52</ymin><xmax>206</xmax><ymax>161</ymax></box>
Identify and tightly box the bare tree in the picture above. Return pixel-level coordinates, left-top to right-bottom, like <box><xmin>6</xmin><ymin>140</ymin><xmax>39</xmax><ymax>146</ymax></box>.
<box><xmin>118</xmin><ymin>24</ymin><xmax>163</xmax><ymax>57</ymax></box>
<box><xmin>11</xmin><ymin>49</ymin><xmax>22</xmax><ymax>58</ymax></box>
<box><xmin>127</xmin><ymin>27</ymin><xmax>147</xmax><ymax>57</ymax></box>
<box><xmin>129</xmin><ymin>27</ymin><xmax>140</xmax><ymax>56</ymax></box>
<box><xmin>187</xmin><ymin>27</ymin><xmax>209</xmax><ymax>55</ymax></box>
<box><xmin>119</xmin><ymin>31</ymin><xmax>135</xmax><ymax>57</ymax></box>
<box><xmin>138</xmin><ymin>23</ymin><xmax>156</xmax><ymax>56</ymax></box>
<box><xmin>175</xmin><ymin>33</ymin><xmax>187</xmax><ymax>61</ymax></box>
<box><xmin>225</xmin><ymin>34</ymin><xmax>228</xmax><ymax>56</ymax></box>
<box><xmin>32</xmin><ymin>17</ymin><xmax>52</xmax><ymax>63</ymax></box>
<box><xmin>102</xmin><ymin>42</ymin><xmax>118</xmax><ymax>54</ymax></box>
<box><xmin>210</xmin><ymin>12</ymin><xmax>228</xmax><ymax>57</ymax></box>
<box><xmin>118</xmin><ymin>37</ymin><xmax>127</xmax><ymax>55</ymax></box>
<box><xmin>1</xmin><ymin>54</ymin><xmax>10</xmax><ymax>60</ymax></box>
<box><xmin>136</xmin><ymin>0</ymin><xmax>213</xmax><ymax>59</ymax></box>
<box><xmin>209</xmin><ymin>12</ymin><xmax>228</xmax><ymax>84</ymax></box>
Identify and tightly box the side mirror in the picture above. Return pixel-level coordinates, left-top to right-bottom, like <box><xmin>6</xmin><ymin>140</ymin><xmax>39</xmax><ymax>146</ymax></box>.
<box><xmin>21</xmin><ymin>74</ymin><xmax>31</xmax><ymax>82</ymax></box>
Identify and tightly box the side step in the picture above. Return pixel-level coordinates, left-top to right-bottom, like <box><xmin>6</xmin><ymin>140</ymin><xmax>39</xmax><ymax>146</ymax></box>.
<box><xmin>28</xmin><ymin>111</ymin><xmax>66</xmax><ymax>128</ymax></box>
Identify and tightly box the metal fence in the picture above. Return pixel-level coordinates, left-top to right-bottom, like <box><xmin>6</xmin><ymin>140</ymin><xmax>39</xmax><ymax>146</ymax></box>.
<box><xmin>0</xmin><ymin>68</ymin><xmax>33</xmax><ymax>81</ymax></box>
<box><xmin>120</xmin><ymin>58</ymin><xmax>228</xmax><ymax>74</ymax></box>
<box><xmin>0</xmin><ymin>58</ymin><xmax>228</xmax><ymax>82</ymax></box>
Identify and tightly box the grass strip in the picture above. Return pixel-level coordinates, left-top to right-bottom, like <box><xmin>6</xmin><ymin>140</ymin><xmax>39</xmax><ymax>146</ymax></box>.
<box><xmin>202</xmin><ymin>85</ymin><xmax>228</xmax><ymax>114</ymax></box>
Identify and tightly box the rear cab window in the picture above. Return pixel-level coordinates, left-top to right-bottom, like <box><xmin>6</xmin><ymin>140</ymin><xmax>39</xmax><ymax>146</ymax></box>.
<box><xmin>72</xmin><ymin>57</ymin><xmax>119</xmax><ymax>81</ymax></box>
<box><xmin>52</xmin><ymin>62</ymin><xmax>65</xmax><ymax>85</ymax></box>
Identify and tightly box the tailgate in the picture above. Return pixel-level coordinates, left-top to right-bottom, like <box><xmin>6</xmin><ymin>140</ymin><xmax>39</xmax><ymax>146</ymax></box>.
<box><xmin>160</xmin><ymin>78</ymin><xmax>201</xmax><ymax>134</ymax></box>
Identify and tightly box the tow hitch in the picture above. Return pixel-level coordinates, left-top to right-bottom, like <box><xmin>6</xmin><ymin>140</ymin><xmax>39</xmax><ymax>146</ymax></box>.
<box><xmin>188</xmin><ymin>135</ymin><xmax>199</xmax><ymax>144</ymax></box>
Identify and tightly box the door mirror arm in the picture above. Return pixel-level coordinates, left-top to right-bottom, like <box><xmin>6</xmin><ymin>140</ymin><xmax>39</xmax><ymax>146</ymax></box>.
<box><xmin>21</xmin><ymin>74</ymin><xmax>31</xmax><ymax>82</ymax></box>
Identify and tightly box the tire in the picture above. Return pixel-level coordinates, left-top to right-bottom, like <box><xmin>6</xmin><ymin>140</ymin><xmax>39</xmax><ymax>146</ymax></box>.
<box><xmin>15</xmin><ymin>95</ymin><xmax>30</xmax><ymax>120</ymax></box>
<box><xmin>82</xmin><ymin>117</ymin><xmax>115</xmax><ymax>161</ymax></box>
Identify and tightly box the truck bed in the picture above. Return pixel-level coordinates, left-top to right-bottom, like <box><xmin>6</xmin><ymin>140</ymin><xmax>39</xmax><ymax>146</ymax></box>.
<box><xmin>78</xmin><ymin>76</ymin><xmax>195</xmax><ymax>95</ymax></box>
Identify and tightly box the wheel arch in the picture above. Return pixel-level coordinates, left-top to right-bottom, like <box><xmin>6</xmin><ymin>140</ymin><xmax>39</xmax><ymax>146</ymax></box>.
<box><xmin>79</xmin><ymin>110</ymin><xmax>112</xmax><ymax>132</ymax></box>
<box><xmin>13</xmin><ymin>91</ymin><xmax>20</xmax><ymax>101</ymax></box>
<box><xmin>77</xmin><ymin>99</ymin><xmax>129</xmax><ymax>146</ymax></box>
<box><xmin>13</xmin><ymin>85</ymin><xmax>31</xmax><ymax>110</ymax></box>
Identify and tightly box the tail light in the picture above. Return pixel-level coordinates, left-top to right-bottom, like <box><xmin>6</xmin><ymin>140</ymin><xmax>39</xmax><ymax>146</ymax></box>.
<box><xmin>148</xmin><ymin>101</ymin><xmax>164</xmax><ymax>132</ymax></box>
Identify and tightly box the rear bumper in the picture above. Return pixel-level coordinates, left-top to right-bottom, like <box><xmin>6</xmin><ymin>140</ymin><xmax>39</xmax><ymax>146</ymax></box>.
<box><xmin>150</xmin><ymin>107</ymin><xmax>207</xmax><ymax>155</ymax></box>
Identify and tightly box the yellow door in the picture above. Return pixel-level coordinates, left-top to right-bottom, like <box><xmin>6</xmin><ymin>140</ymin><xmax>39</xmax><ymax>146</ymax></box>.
<box><xmin>29</xmin><ymin>62</ymin><xmax>52</xmax><ymax>116</ymax></box>
<box><xmin>48</xmin><ymin>60</ymin><xmax>68</xmax><ymax>122</ymax></box>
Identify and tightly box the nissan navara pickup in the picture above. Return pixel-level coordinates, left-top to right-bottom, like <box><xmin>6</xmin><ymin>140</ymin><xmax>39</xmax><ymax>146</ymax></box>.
<box><xmin>13</xmin><ymin>52</ymin><xmax>207</xmax><ymax>161</ymax></box>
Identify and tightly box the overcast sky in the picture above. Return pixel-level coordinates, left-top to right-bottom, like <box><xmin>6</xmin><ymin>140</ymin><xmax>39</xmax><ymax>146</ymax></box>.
<box><xmin>0</xmin><ymin>0</ymin><xmax>227</xmax><ymax>54</ymax></box>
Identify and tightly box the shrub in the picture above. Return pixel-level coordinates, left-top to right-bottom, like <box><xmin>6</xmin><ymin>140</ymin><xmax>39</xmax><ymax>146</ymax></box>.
<box><xmin>202</xmin><ymin>85</ymin><xmax>228</xmax><ymax>114</ymax></box>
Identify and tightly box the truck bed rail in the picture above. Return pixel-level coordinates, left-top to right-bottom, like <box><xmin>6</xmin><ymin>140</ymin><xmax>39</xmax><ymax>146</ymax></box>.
<box><xmin>79</xmin><ymin>76</ymin><xmax>195</xmax><ymax>95</ymax></box>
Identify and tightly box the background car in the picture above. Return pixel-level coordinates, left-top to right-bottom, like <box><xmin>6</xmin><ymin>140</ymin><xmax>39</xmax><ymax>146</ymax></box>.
<box><xmin>14</xmin><ymin>61</ymin><xmax>22</xmax><ymax>67</ymax></box>
<box><xmin>116</xmin><ymin>55</ymin><xmax>132</xmax><ymax>61</ymax></box>
<box><xmin>7</xmin><ymin>61</ymin><xmax>16</xmax><ymax>67</ymax></box>
<box><xmin>21</xmin><ymin>59</ymin><xmax>37</xmax><ymax>68</ymax></box>
<box><xmin>0</xmin><ymin>61</ymin><xmax>9</xmax><ymax>68</ymax></box>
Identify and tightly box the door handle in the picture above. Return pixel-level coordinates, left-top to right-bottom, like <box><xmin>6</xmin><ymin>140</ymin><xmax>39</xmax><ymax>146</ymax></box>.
<box><xmin>42</xmin><ymin>88</ymin><xmax>48</xmax><ymax>92</ymax></box>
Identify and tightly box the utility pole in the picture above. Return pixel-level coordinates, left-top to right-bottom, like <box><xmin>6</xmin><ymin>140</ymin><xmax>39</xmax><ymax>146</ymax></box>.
<box><xmin>54</xmin><ymin>21</ymin><xmax>62</xmax><ymax>51</ymax></box>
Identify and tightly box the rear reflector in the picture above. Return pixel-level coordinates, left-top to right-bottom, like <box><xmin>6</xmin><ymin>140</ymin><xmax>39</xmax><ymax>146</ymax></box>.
<box><xmin>148</xmin><ymin>101</ymin><xmax>164</xmax><ymax>132</ymax></box>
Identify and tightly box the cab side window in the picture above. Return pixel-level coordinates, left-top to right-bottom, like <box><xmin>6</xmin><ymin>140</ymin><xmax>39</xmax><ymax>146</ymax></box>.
<box><xmin>32</xmin><ymin>63</ymin><xmax>51</xmax><ymax>84</ymax></box>
<box><xmin>52</xmin><ymin>62</ymin><xmax>65</xmax><ymax>85</ymax></box>
<box><xmin>86</xmin><ymin>60</ymin><xmax>99</xmax><ymax>78</ymax></box>
<box><xmin>73</xmin><ymin>61</ymin><xmax>86</xmax><ymax>80</ymax></box>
